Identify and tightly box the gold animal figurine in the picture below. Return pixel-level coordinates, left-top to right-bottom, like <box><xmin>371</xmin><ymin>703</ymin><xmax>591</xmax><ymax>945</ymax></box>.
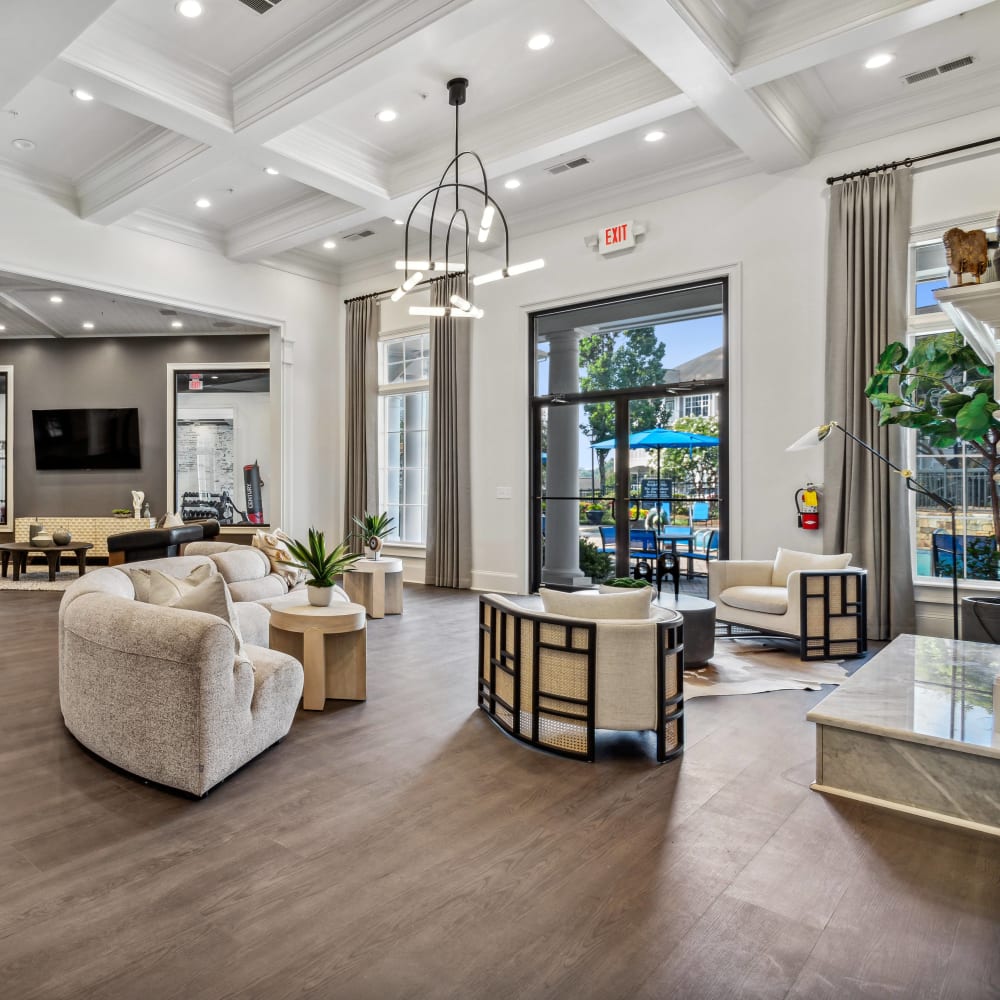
<box><xmin>942</xmin><ymin>226</ymin><xmax>989</xmax><ymax>286</ymax></box>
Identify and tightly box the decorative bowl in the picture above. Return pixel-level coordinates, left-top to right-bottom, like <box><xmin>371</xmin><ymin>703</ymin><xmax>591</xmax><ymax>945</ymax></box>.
<box><xmin>52</xmin><ymin>530</ymin><xmax>72</xmax><ymax>545</ymax></box>
<box><xmin>33</xmin><ymin>532</ymin><xmax>54</xmax><ymax>547</ymax></box>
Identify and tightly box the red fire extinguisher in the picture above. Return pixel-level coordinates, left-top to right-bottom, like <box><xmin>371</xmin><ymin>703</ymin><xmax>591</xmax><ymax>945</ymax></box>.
<box><xmin>795</xmin><ymin>484</ymin><xmax>820</xmax><ymax>530</ymax></box>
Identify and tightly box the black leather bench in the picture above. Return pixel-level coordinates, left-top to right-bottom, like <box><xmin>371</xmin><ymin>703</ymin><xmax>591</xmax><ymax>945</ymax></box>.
<box><xmin>107</xmin><ymin>518</ymin><xmax>221</xmax><ymax>565</ymax></box>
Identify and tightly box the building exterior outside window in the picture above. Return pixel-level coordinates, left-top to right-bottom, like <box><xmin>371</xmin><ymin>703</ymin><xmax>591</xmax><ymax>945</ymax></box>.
<box><xmin>378</xmin><ymin>332</ymin><xmax>429</xmax><ymax>544</ymax></box>
<box><xmin>677</xmin><ymin>392</ymin><xmax>716</xmax><ymax>419</ymax></box>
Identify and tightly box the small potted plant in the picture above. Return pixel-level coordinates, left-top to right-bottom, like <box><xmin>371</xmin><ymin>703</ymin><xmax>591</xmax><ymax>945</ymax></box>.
<box><xmin>585</xmin><ymin>503</ymin><xmax>605</xmax><ymax>526</ymax></box>
<box><xmin>600</xmin><ymin>577</ymin><xmax>651</xmax><ymax>590</ymax></box>
<box><xmin>284</xmin><ymin>528</ymin><xmax>361</xmax><ymax>606</ymax></box>
<box><xmin>352</xmin><ymin>511</ymin><xmax>395</xmax><ymax>560</ymax></box>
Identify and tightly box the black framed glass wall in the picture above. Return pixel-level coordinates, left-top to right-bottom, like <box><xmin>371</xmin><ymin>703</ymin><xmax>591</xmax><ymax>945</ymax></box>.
<box><xmin>0</xmin><ymin>366</ymin><xmax>10</xmax><ymax>529</ymax></box>
<box><xmin>530</xmin><ymin>280</ymin><xmax>728</xmax><ymax>591</ymax></box>
<box><xmin>172</xmin><ymin>366</ymin><xmax>271</xmax><ymax>526</ymax></box>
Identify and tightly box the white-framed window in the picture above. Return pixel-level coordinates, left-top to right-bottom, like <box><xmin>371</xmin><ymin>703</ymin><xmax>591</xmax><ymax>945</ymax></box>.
<box><xmin>905</xmin><ymin>227</ymin><xmax>998</xmax><ymax>584</ymax></box>
<box><xmin>678</xmin><ymin>392</ymin><xmax>716</xmax><ymax>418</ymax></box>
<box><xmin>378</xmin><ymin>331</ymin><xmax>429</xmax><ymax>544</ymax></box>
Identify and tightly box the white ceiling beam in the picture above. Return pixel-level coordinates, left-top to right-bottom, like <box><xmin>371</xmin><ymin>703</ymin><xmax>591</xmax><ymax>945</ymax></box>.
<box><xmin>0</xmin><ymin>0</ymin><xmax>118</xmax><ymax>107</ymax></box>
<box><xmin>583</xmin><ymin>0</ymin><xmax>811</xmax><ymax>172</ymax></box>
<box><xmin>734</xmin><ymin>0</ymin><xmax>997</xmax><ymax>89</ymax></box>
<box><xmin>0</xmin><ymin>293</ymin><xmax>64</xmax><ymax>339</ymax></box>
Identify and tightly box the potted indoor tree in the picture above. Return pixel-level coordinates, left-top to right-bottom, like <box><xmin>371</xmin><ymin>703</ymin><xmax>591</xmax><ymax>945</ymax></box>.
<box><xmin>285</xmin><ymin>528</ymin><xmax>361</xmax><ymax>606</ymax></box>
<box><xmin>352</xmin><ymin>511</ymin><xmax>396</xmax><ymax>560</ymax></box>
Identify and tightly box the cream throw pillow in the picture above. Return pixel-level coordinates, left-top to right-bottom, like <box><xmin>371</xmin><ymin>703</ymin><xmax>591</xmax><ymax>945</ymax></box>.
<box><xmin>149</xmin><ymin>573</ymin><xmax>249</xmax><ymax>666</ymax></box>
<box><xmin>129</xmin><ymin>563</ymin><xmax>213</xmax><ymax>604</ymax></box>
<box><xmin>772</xmin><ymin>548</ymin><xmax>852</xmax><ymax>587</ymax></box>
<box><xmin>252</xmin><ymin>529</ymin><xmax>306</xmax><ymax>586</ymax></box>
<box><xmin>539</xmin><ymin>586</ymin><xmax>652</xmax><ymax>621</ymax></box>
<box><xmin>162</xmin><ymin>512</ymin><xmax>184</xmax><ymax>528</ymax></box>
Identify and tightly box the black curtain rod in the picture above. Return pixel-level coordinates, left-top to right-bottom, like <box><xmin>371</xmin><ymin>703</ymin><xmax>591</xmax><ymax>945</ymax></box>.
<box><xmin>343</xmin><ymin>273</ymin><xmax>451</xmax><ymax>306</ymax></box>
<box><xmin>825</xmin><ymin>135</ymin><xmax>1000</xmax><ymax>185</ymax></box>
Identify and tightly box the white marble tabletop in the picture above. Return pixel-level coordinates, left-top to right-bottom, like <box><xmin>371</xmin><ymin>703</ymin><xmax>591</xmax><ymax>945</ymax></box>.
<box><xmin>807</xmin><ymin>634</ymin><xmax>1000</xmax><ymax>759</ymax></box>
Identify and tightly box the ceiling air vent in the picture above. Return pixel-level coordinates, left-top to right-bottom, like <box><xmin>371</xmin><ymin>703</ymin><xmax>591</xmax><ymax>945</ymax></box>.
<box><xmin>904</xmin><ymin>55</ymin><xmax>974</xmax><ymax>85</ymax></box>
<box><xmin>159</xmin><ymin>309</ymin><xmax>178</xmax><ymax>316</ymax></box>
<box><xmin>236</xmin><ymin>0</ymin><xmax>285</xmax><ymax>13</ymax></box>
<box><xmin>546</xmin><ymin>156</ymin><xmax>591</xmax><ymax>176</ymax></box>
<box><xmin>342</xmin><ymin>229</ymin><xmax>376</xmax><ymax>241</ymax></box>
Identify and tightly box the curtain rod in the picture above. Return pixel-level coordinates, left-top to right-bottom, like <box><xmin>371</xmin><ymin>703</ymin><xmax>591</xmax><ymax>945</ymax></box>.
<box><xmin>343</xmin><ymin>273</ymin><xmax>452</xmax><ymax>306</ymax></box>
<box><xmin>826</xmin><ymin>135</ymin><xmax>1000</xmax><ymax>185</ymax></box>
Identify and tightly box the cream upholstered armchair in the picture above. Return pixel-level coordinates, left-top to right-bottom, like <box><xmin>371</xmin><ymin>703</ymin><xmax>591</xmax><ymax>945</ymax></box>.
<box><xmin>478</xmin><ymin>589</ymin><xmax>684</xmax><ymax>763</ymax></box>
<box><xmin>709</xmin><ymin>548</ymin><xmax>867</xmax><ymax>661</ymax></box>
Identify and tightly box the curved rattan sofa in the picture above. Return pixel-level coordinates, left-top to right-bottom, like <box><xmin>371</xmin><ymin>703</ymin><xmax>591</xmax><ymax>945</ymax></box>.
<box><xmin>59</xmin><ymin>557</ymin><xmax>303</xmax><ymax>796</ymax></box>
<box><xmin>478</xmin><ymin>594</ymin><xmax>685</xmax><ymax>763</ymax></box>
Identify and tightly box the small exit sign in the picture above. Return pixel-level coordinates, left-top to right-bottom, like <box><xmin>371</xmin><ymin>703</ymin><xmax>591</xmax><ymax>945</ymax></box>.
<box><xmin>599</xmin><ymin>220</ymin><xmax>635</xmax><ymax>255</ymax></box>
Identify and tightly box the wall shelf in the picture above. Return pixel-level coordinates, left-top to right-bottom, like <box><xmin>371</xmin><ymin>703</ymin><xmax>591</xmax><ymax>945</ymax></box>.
<box><xmin>934</xmin><ymin>282</ymin><xmax>1000</xmax><ymax>369</ymax></box>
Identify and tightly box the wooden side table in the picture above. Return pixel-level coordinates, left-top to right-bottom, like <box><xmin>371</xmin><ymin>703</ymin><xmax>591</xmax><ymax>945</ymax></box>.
<box><xmin>343</xmin><ymin>557</ymin><xmax>404</xmax><ymax>619</ymax></box>
<box><xmin>268</xmin><ymin>595</ymin><xmax>367</xmax><ymax>710</ymax></box>
<box><xmin>0</xmin><ymin>542</ymin><xmax>94</xmax><ymax>582</ymax></box>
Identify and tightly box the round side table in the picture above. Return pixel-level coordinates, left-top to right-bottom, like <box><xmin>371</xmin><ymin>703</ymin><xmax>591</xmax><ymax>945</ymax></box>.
<box><xmin>268</xmin><ymin>594</ymin><xmax>367</xmax><ymax>710</ymax></box>
<box><xmin>654</xmin><ymin>594</ymin><xmax>716</xmax><ymax>667</ymax></box>
<box><xmin>344</xmin><ymin>557</ymin><xmax>403</xmax><ymax>619</ymax></box>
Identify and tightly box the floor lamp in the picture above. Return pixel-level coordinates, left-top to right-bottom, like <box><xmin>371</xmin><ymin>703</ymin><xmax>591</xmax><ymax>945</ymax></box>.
<box><xmin>787</xmin><ymin>420</ymin><xmax>959</xmax><ymax>641</ymax></box>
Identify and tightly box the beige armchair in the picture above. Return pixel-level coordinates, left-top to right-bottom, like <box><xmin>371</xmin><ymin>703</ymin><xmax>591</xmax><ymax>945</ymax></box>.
<box><xmin>478</xmin><ymin>592</ymin><xmax>685</xmax><ymax>763</ymax></box>
<box><xmin>709</xmin><ymin>548</ymin><xmax>867</xmax><ymax>660</ymax></box>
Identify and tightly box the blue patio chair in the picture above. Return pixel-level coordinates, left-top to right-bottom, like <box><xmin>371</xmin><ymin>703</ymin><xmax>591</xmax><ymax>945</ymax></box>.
<box><xmin>684</xmin><ymin>529</ymin><xmax>719</xmax><ymax>579</ymax></box>
<box><xmin>690</xmin><ymin>501</ymin><xmax>710</xmax><ymax>526</ymax></box>
<box><xmin>598</xmin><ymin>525</ymin><xmax>616</xmax><ymax>555</ymax></box>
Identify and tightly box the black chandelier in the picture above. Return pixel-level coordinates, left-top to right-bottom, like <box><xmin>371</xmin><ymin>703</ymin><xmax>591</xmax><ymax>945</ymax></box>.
<box><xmin>391</xmin><ymin>77</ymin><xmax>544</xmax><ymax>319</ymax></box>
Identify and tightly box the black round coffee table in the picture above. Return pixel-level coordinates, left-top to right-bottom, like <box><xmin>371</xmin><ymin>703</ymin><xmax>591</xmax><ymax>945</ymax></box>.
<box><xmin>0</xmin><ymin>542</ymin><xmax>94</xmax><ymax>582</ymax></box>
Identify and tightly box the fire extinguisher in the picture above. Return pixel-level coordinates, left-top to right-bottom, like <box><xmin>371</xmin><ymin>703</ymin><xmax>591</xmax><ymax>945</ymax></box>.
<box><xmin>795</xmin><ymin>483</ymin><xmax>820</xmax><ymax>530</ymax></box>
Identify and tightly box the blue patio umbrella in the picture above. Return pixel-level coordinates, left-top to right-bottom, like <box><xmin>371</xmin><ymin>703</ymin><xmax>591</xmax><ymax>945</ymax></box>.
<box><xmin>592</xmin><ymin>428</ymin><xmax>719</xmax><ymax>517</ymax></box>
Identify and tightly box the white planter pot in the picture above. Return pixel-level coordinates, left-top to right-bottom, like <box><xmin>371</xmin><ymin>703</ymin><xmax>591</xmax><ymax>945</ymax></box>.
<box><xmin>307</xmin><ymin>585</ymin><xmax>335</xmax><ymax>607</ymax></box>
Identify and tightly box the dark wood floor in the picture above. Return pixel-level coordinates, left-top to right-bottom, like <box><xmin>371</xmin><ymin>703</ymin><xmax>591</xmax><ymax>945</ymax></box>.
<box><xmin>1</xmin><ymin>586</ymin><xmax>998</xmax><ymax>1000</ymax></box>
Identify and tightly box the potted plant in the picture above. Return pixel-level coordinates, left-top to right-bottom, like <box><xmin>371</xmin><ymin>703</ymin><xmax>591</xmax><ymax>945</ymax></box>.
<box><xmin>585</xmin><ymin>503</ymin><xmax>605</xmax><ymax>525</ymax></box>
<box><xmin>352</xmin><ymin>511</ymin><xmax>395</xmax><ymax>560</ymax></box>
<box><xmin>600</xmin><ymin>577</ymin><xmax>650</xmax><ymax>589</ymax></box>
<box><xmin>579</xmin><ymin>537</ymin><xmax>612</xmax><ymax>582</ymax></box>
<box><xmin>285</xmin><ymin>528</ymin><xmax>361</xmax><ymax>606</ymax></box>
<box><xmin>866</xmin><ymin>332</ymin><xmax>999</xmax><ymax>579</ymax></box>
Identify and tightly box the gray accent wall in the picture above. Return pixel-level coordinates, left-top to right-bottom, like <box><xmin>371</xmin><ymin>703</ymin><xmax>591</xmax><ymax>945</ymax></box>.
<box><xmin>0</xmin><ymin>335</ymin><xmax>269</xmax><ymax>527</ymax></box>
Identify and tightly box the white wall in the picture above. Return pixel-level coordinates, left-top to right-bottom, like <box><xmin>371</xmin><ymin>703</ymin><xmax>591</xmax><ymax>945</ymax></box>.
<box><xmin>0</xmin><ymin>187</ymin><xmax>342</xmax><ymax>539</ymax></box>
<box><xmin>341</xmin><ymin>105</ymin><xmax>1000</xmax><ymax>605</ymax></box>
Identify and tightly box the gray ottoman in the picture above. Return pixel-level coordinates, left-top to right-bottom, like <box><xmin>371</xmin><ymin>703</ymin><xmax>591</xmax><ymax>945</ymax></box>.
<box><xmin>654</xmin><ymin>594</ymin><xmax>716</xmax><ymax>667</ymax></box>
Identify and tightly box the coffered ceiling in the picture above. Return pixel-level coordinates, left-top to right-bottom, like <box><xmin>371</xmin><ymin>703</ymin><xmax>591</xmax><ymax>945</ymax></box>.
<box><xmin>1</xmin><ymin>0</ymin><xmax>997</xmax><ymax>282</ymax></box>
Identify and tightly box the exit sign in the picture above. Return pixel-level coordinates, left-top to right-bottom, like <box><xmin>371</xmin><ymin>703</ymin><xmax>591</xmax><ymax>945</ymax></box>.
<box><xmin>599</xmin><ymin>220</ymin><xmax>635</xmax><ymax>255</ymax></box>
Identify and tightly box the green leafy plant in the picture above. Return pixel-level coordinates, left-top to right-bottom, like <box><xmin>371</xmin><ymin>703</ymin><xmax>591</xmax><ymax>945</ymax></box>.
<box><xmin>351</xmin><ymin>511</ymin><xmax>396</xmax><ymax>546</ymax></box>
<box><xmin>866</xmin><ymin>332</ymin><xmax>999</xmax><ymax>576</ymax></box>
<box><xmin>603</xmin><ymin>576</ymin><xmax>649</xmax><ymax>589</ymax></box>
<box><xmin>579</xmin><ymin>537</ymin><xmax>612</xmax><ymax>581</ymax></box>
<box><xmin>111</xmin><ymin>507</ymin><xmax>131</xmax><ymax>516</ymax></box>
<box><xmin>284</xmin><ymin>528</ymin><xmax>361</xmax><ymax>588</ymax></box>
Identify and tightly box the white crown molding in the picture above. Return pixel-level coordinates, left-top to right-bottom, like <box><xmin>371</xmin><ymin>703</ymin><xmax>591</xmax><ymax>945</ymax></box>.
<box><xmin>257</xmin><ymin>250</ymin><xmax>339</xmax><ymax>286</ymax></box>
<box><xmin>61</xmin><ymin>16</ymin><xmax>233</xmax><ymax>135</ymax></box>
<box><xmin>752</xmin><ymin>77</ymin><xmax>820</xmax><ymax>153</ymax></box>
<box><xmin>0</xmin><ymin>157</ymin><xmax>77</xmax><ymax>212</ymax></box>
<box><xmin>227</xmin><ymin>192</ymin><xmax>361</xmax><ymax>260</ymax></box>
<box><xmin>118</xmin><ymin>209</ymin><xmax>226</xmax><ymax>254</ymax></box>
<box><xmin>911</xmin><ymin>212</ymin><xmax>998</xmax><ymax>241</ymax></box>
<box><xmin>76</xmin><ymin>128</ymin><xmax>227</xmax><ymax>224</ymax></box>
<box><xmin>815</xmin><ymin>62</ymin><xmax>1000</xmax><ymax>155</ymax></box>
<box><xmin>735</xmin><ymin>0</ymin><xmax>995</xmax><ymax>88</ymax></box>
<box><xmin>231</xmin><ymin>0</ymin><xmax>481</xmax><ymax>139</ymax></box>
<box><xmin>664</xmin><ymin>0</ymin><xmax>744</xmax><ymax>69</ymax></box>
<box><xmin>388</xmin><ymin>56</ymin><xmax>685</xmax><ymax>195</ymax></box>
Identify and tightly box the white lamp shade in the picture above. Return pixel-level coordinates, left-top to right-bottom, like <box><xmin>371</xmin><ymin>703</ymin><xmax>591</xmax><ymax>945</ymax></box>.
<box><xmin>786</xmin><ymin>424</ymin><xmax>834</xmax><ymax>452</ymax></box>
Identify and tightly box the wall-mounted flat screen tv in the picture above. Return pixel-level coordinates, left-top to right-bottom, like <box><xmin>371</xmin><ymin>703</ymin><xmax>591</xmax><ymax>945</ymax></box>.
<box><xmin>32</xmin><ymin>408</ymin><xmax>141</xmax><ymax>470</ymax></box>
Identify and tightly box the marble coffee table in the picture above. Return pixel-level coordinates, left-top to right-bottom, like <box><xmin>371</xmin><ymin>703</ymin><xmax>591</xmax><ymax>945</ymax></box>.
<box><xmin>807</xmin><ymin>634</ymin><xmax>1000</xmax><ymax>838</ymax></box>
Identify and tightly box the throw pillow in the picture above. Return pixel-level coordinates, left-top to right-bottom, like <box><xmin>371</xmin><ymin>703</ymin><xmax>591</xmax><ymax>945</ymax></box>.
<box><xmin>252</xmin><ymin>529</ymin><xmax>306</xmax><ymax>586</ymax></box>
<box><xmin>772</xmin><ymin>548</ymin><xmax>852</xmax><ymax>587</ymax></box>
<box><xmin>129</xmin><ymin>563</ymin><xmax>213</xmax><ymax>605</ymax></box>
<box><xmin>539</xmin><ymin>586</ymin><xmax>652</xmax><ymax>621</ymax></box>
<box><xmin>163</xmin><ymin>512</ymin><xmax>184</xmax><ymax>528</ymax></box>
<box><xmin>149</xmin><ymin>573</ymin><xmax>250</xmax><ymax>666</ymax></box>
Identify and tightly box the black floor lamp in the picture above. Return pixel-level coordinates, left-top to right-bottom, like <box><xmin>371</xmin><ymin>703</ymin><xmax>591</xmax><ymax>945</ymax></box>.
<box><xmin>787</xmin><ymin>420</ymin><xmax>959</xmax><ymax>640</ymax></box>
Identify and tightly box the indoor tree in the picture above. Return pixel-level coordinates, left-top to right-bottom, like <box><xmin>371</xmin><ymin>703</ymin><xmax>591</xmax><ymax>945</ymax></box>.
<box><xmin>865</xmin><ymin>331</ymin><xmax>999</xmax><ymax>570</ymax></box>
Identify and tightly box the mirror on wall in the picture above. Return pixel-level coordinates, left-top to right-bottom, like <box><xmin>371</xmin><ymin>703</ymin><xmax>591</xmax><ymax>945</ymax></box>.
<box><xmin>0</xmin><ymin>367</ymin><xmax>10</xmax><ymax>530</ymax></box>
<box><xmin>171</xmin><ymin>365</ymin><xmax>270</xmax><ymax>527</ymax></box>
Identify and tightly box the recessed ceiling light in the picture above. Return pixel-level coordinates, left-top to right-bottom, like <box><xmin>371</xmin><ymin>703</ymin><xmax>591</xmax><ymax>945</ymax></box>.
<box><xmin>82</xmin><ymin>322</ymin><xmax>95</xmax><ymax>330</ymax></box>
<box><xmin>71</xmin><ymin>89</ymin><xmax>95</xmax><ymax>102</ymax></box>
<box><xmin>264</xmin><ymin>166</ymin><xmax>280</xmax><ymax>176</ymax></box>
<box><xmin>0</xmin><ymin>325</ymin><xmax>6</xmax><ymax>332</ymax></box>
<box><xmin>865</xmin><ymin>53</ymin><xmax>894</xmax><ymax>69</ymax></box>
<box><xmin>504</xmin><ymin>178</ymin><xmax>521</xmax><ymax>190</ymax></box>
<box><xmin>322</xmin><ymin>239</ymin><xmax>337</xmax><ymax>249</ymax></box>
<box><xmin>528</xmin><ymin>33</ymin><xmax>553</xmax><ymax>51</ymax></box>
<box><xmin>176</xmin><ymin>0</ymin><xmax>203</xmax><ymax>18</ymax></box>
<box><xmin>394</xmin><ymin>219</ymin><xmax>404</xmax><ymax>225</ymax></box>
<box><xmin>211</xmin><ymin>375</ymin><xmax>219</xmax><ymax>380</ymax></box>
<box><xmin>644</xmin><ymin>129</ymin><xmax>666</xmax><ymax>142</ymax></box>
<box><xmin>49</xmin><ymin>295</ymin><xmax>63</xmax><ymax>304</ymax></box>
<box><xmin>195</xmin><ymin>197</ymin><xmax>211</xmax><ymax>209</ymax></box>
<box><xmin>376</xmin><ymin>109</ymin><xmax>398</xmax><ymax>123</ymax></box>
<box><xmin>11</xmin><ymin>139</ymin><xmax>35</xmax><ymax>151</ymax></box>
<box><xmin>171</xmin><ymin>320</ymin><xmax>184</xmax><ymax>329</ymax></box>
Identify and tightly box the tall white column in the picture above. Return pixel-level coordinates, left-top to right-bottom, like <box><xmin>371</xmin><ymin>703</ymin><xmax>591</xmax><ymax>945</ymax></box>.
<box><xmin>542</xmin><ymin>329</ymin><xmax>590</xmax><ymax>588</ymax></box>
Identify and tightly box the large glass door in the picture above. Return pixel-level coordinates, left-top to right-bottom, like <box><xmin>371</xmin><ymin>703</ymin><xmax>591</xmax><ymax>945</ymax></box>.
<box><xmin>530</xmin><ymin>280</ymin><xmax>727</xmax><ymax>592</ymax></box>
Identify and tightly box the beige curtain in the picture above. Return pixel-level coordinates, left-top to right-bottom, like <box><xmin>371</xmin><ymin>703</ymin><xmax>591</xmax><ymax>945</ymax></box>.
<box><xmin>824</xmin><ymin>168</ymin><xmax>914</xmax><ymax>640</ymax></box>
<box><xmin>425</xmin><ymin>275</ymin><xmax>472</xmax><ymax>588</ymax></box>
<box><xmin>344</xmin><ymin>295</ymin><xmax>379</xmax><ymax>545</ymax></box>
